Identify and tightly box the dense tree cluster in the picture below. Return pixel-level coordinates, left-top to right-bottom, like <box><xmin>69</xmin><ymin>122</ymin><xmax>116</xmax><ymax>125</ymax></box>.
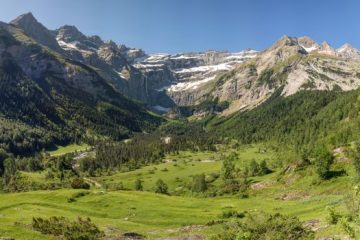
<box><xmin>83</xmin><ymin>122</ymin><xmax>218</xmax><ymax>172</ymax></box>
<box><xmin>0</xmin><ymin>48</ymin><xmax>162</xmax><ymax>157</ymax></box>
<box><xmin>209</xmin><ymin>89</ymin><xmax>360</xmax><ymax>151</ymax></box>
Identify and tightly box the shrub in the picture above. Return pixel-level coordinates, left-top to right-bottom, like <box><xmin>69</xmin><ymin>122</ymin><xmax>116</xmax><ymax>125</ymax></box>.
<box><xmin>352</xmin><ymin>141</ymin><xmax>360</xmax><ymax>181</ymax></box>
<box><xmin>340</xmin><ymin>218</ymin><xmax>356</xmax><ymax>238</ymax></box>
<box><xmin>211</xmin><ymin>213</ymin><xmax>314</xmax><ymax>240</ymax></box>
<box><xmin>155</xmin><ymin>179</ymin><xmax>168</xmax><ymax>194</ymax></box>
<box><xmin>191</xmin><ymin>174</ymin><xmax>207</xmax><ymax>193</ymax></box>
<box><xmin>248</xmin><ymin>160</ymin><xmax>260</xmax><ymax>177</ymax></box>
<box><xmin>45</xmin><ymin>170</ymin><xmax>55</xmax><ymax>180</ymax></box>
<box><xmin>72</xmin><ymin>191</ymin><xmax>90</xmax><ymax>198</ymax></box>
<box><xmin>207</xmin><ymin>172</ymin><xmax>220</xmax><ymax>183</ymax></box>
<box><xmin>71</xmin><ymin>178</ymin><xmax>90</xmax><ymax>190</ymax></box>
<box><xmin>135</xmin><ymin>179</ymin><xmax>143</xmax><ymax>191</ymax></box>
<box><xmin>221</xmin><ymin>157</ymin><xmax>235</xmax><ymax>181</ymax></box>
<box><xmin>221</xmin><ymin>210</ymin><xmax>245</xmax><ymax>219</ymax></box>
<box><xmin>259</xmin><ymin>160</ymin><xmax>271</xmax><ymax>175</ymax></box>
<box><xmin>115</xmin><ymin>182</ymin><xmax>125</xmax><ymax>190</ymax></box>
<box><xmin>32</xmin><ymin>216</ymin><xmax>104</xmax><ymax>240</ymax></box>
<box><xmin>326</xmin><ymin>206</ymin><xmax>342</xmax><ymax>224</ymax></box>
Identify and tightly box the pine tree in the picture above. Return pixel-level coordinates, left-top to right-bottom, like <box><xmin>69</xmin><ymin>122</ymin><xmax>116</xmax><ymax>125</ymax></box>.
<box><xmin>135</xmin><ymin>179</ymin><xmax>143</xmax><ymax>191</ymax></box>
<box><xmin>221</xmin><ymin>157</ymin><xmax>235</xmax><ymax>181</ymax></box>
<box><xmin>314</xmin><ymin>146</ymin><xmax>334</xmax><ymax>180</ymax></box>
<box><xmin>191</xmin><ymin>174</ymin><xmax>207</xmax><ymax>193</ymax></box>
<box><xmin>352</xmin><ymin>141</ymin><xmax>360</xmax><ymax>181</ymax></box>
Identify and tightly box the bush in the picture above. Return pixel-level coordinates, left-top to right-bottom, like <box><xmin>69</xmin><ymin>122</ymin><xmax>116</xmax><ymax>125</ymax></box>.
<box><xmin>155</xmin><ymin>179</ymin><xmax>168</xmax><ymax>194</ymax></box>
<box><xmin>352</xmin><ymin>141</ymin><xmax>360</xmax><ymax>181</ymax></box>
<box><xmin>221</xmin><ymin>157</ymin><xmax>235</xmax><ymax>181</ymax></box>
<box><xmin>211</xmin><ymin>213</ymin><xmax>314</xmax><ymax>240</ymax></box>
<box><xmin>259</xmin><ymin>159</ymin><xmax>271</xmax><ymax>175</ymax></box>
<box><xmin>221</xmin><ymin>210</ymin><xmax>245</xmax><ymax>219</ymax></box>
<box><xmin>135</xmin><ymin>179</ymin><xmax>143</xmax><ymax>191</ymax></box>
<box><xmin>326</xmin><ymin>206</ymin><xmax>342</xmax><ymax>224</ymax></box>
<box><xmin>191</xmin><ymin>174</ymin><xmax>207</xmax><ymax>193</ymax></box>
<box><xmin>32</xmin><ymin>216</ymin><xmax>104</xmax><ymax>240</ymax></box>
<box><xmin>71</xmin><ymin>178</ymin><xmax>90</xmax><ymax>190</ymax></box>
<box><xmin>206</xmin><ymin>172</ymin><xmax>219</xmax><ymax>183</ymax></box>
<box><xmin>248</xmin><ymin>160</ymin><xmax>260</xmax><ymax>176</ymax></box>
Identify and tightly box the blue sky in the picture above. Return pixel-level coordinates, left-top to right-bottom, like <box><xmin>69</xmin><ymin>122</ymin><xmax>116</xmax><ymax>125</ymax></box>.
<box><xmin>0</xmin><ymin>0</ymin><xmax>359</xmax><ymax>53</ymax></box>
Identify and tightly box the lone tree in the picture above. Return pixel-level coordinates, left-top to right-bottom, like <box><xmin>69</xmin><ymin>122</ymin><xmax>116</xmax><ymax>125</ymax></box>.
<box><xmin>0</xmin><ymin>148</ymin><xmax>8</xmax><ymax>177</ymax></box>
<box><xmin>221</xmin><ymin>157</ymin><xmax>235</xmax><ymax>181</ymax></box>
<box><xmin>155</xmin><ymin>179</ymin><xmax>168</xmax><ymax>194</ymax></box>
<box><xmin>314</xmin><ymin>146</ymin><xmax>334</xmax><ymax>180</ymax></box>
<box><xmin>352</xmin><ymin>141</ymin><xmax>360</xmax><ymax>181</ymax></box>
<box><xmin>3</xmin><ymin>157</ymin><xmax>16</xmax><ymax>186</ymax></box>
<box><xmin>191</xmin><ymin>174</ymin><xmax>207</xmax><ymax>193</ymax></box>
<box><xmin>135</xmin><ymin>178</ymin><xmax>143</xmax><ymax>191</ymax></box>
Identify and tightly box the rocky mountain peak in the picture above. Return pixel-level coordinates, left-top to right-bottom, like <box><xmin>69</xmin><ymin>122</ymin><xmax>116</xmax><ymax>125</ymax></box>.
<box><xmin>321</xmin><ymin>41</ymin><xmax>331</xmax><ymax>48</ymax></box>
<box><xmin>10</xmin><ymin>12</ymin><xmax>63</xmax><ymax>53</ymax></box>
<box><xmin>88</xmin><ymin>35</ymin><xmax>103</xmax><ymax>46</ymax></box>
<box><xmin>298</xmin><ymin>36</ymin><xmax>317</xmax><ymax>47</ymax></box>
<box><xmin>317</xmin><ymin>41</ymin><xmax>336</xmax><ymax>56</ymax></box>
<box><xmin>10</xmin><ymin>12</ymin><xmax>37</xmax><ymax>25</ymax></box>
<box><xmin>273</xmin><ymin>35</ymin><xmax>299</xmax><ymax>48</ymax></box>
<box><xmin>297</xmin><ymin>36</ymin><xmax>319</xmax><ymax>53</ymax></box>
<box><xmin>56</xmin><ymin>25</ymin><xmax>86</xmax><ymax>42</ymax></box>
<box><xmin>104</xmin><ymin>40</ymin><xmax>118</xmax><ymax>49</ymax></box>
<box><xmin>338</xmin><ymin>43</ymin><xmax>357</xmax><ymax>53</ymax></box>
<box><xmin>337</xmin><ymin>43</ymin><xmax>360</xmax><ymax>61</ymax></box>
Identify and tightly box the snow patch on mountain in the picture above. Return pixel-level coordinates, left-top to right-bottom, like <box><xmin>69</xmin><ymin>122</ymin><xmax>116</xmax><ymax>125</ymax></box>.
<box><xmin>174</xmin><ymin>63</ymin><xmax>232</xmax><ymax>74</ymax></box>
<box><xmin>300</xmin><ymin>45</ymin><xmax>318</xmax><ymax>53</ymax></box>
<box><xmin>167</xmin><ymin>76</ymin><xmax>216</xmax><ymax>92</ymax></box>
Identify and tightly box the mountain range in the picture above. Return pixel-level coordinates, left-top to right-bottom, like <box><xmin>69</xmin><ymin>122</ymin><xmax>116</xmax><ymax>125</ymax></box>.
<box><xmin>2</xmin><ymin>12</ymin><xmax>360</xmax><ymax>153</ymax></box>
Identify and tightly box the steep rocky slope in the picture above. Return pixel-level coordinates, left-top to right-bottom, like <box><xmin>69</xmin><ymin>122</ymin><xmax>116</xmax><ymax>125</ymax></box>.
<box><xmin>7</xmin><ymin>13</ymin><xmax>360</xmax><ymax>118</ymax></box>
<box><xmin>9</xmin><ymin>13</ymin><xmax>259</xmax><ymax>112</ymax></box>
<box><xmin>0</xmin><ymin>18</ymin><xmax>162</xmax><ymax>154</ymax></box>
<box><xmin>134</xmin><ymin>50</ymin><xmax>257</xmax><ymax>110</ymax></box>
<box><xmin>207</xmin><ymin>36</ymin><xmax>360</xmax><ymax>115</ymax></box>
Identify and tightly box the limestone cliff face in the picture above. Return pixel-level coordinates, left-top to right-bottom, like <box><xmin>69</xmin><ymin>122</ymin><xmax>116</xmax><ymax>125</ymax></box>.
<box><xmin>209</xmin><ymin>36</ymin><xmax>360</xmax><ymax>115</ymax></box>
<box><xmin>134</xmin><ymin>50</ymin><xmax>257</xmax><ymax>110</ymax></box>
<box><xmin>9</xmin><ymin>13</ymin><xmax>360</xmax><ymax>117</ymax></box>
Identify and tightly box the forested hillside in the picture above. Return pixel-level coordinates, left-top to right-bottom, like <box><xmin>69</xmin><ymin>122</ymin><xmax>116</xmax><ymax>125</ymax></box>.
<box><xmin>208</xmin><ymin>89</ymin><xmax>359</xmax><ymax>152</ymax></box>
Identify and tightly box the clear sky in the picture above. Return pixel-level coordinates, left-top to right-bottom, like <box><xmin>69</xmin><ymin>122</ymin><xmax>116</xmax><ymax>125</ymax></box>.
<box><xmin>0</xmin><ymin>0</ymin><xmax>359</xmax><ymax>54</ymax></box>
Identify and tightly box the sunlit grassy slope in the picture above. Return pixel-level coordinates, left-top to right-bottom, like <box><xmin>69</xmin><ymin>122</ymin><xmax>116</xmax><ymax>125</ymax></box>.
<box><xmin>0</xmin><ymin>145</ymin><xmax>355</xmax><ymax>239</ymax></box>
<box><xmin>48</xmin><ymin>144</ymin><xmax>90</xmax><ymax>157</ymax></box>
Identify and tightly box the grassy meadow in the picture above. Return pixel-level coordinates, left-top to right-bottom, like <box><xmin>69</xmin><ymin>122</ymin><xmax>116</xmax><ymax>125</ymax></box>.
<box><xmin>0</xmin><ymin>144</ymin><xmax>356</xmax><ymax>239</ymax></box>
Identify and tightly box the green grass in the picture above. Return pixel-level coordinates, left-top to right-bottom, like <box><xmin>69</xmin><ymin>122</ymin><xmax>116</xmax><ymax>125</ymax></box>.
<box><xmin>48</xmin><ymin>144</ymin><xmax>90</xmax><ymax>157</ymax></box>
<box><xmin>96</xmin><ymin>145</ymin><xmax>276</xmax><ymax>193</ymax></box>
<box><xmin>0</xmin><ymin>189</ymin><xmax>344</xmax><ymax>239</ymax></box>
<box><xmin>0</xmin><ymin>145</ymin><xmax>355</xmax><ymax>239</ymax></box>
